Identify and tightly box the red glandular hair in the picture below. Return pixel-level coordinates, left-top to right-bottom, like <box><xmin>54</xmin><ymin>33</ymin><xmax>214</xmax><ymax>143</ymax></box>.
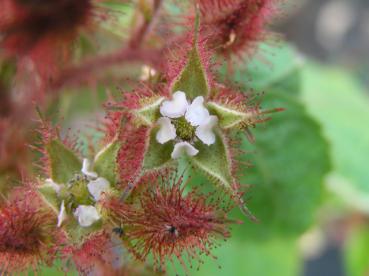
<box><xmin>0</xmin><ymin>0</ymin><xmax>93</xmax><ymax>83</ymax></box>
<box><xmin>62</xmin><ymin>232</ymin><xmax>114</xmax><ymax>275</ymax></box>
<box><xmin>124</xmin><ymin>174</ymin><xmax>238</xmax><ymax>272</ymax></box>
<box><xmin>107</xmin><ymin>85</ymin><xmax>168</xmax><ymax>186</ymax></box>
<box><xmin>198</xmin><ymin>0</ymin><xmax>277</xmax><ymax>57</ymax></box>
<box><xmin>0</xmin><ymin>195</ymin><xmax>59</xmax><ymax>273</ymax></box>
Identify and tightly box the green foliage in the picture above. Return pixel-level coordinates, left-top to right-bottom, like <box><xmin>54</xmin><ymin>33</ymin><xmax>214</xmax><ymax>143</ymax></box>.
<box><xmin>94</xmin><ymin>140</ymin><xmax>121</xmax><ymax>184</ymax></box>
<box><xmin>169</xmin><ymin>238</ymin><xmax>301</xmax><ymax>276</ymax></box>
<box><xmin>222</xmin><ymin>43</ymin><xmax>302</xmax><ymax>91</ymax></box>
<box><xmin>237</xmin><ymin>83</ymin><xmax>330</xmax><ymax>238</ymax></box>
<box><xmin>345</xmin><ymin>225</ymin><xmax>369</xmax><ymax>276</ymax></box>
<box><xmin>301</xmin><ymin>64</ymin><xmax>369</xmax><ymax>213</ymax></box>
<box><xmin>46</xmin><ymin>140</ymin><xmax>81</xmax><ymax>184</ymax></box>
<box><xmin>218</xmin><ymin>44</ymin><xmax>331</xmax><ymax>239</ymax></box>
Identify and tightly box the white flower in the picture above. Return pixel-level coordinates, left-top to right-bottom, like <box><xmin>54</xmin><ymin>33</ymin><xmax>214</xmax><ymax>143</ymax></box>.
<box><xmin>87</xmin><ymin>177</ymin><xmax>110</xmax><ymax>201</ymax></box>
<box><xmin>74</xmin><ymin>205</ymin><xmax>101</xmax><ymax>227</ymax></box>
<box><xmin>81</xmin><ymin>158</ymin><xmax>98</xmax><ymax>179</ymax></box>
<box><xmin>171</xmin><ymin>142</ymin><xmax>199</xmax><ymax>159</ymax></box>
<box><xmin>156</xmin><ymin>91</ymin><xmax>218</xmax><ymax>158</ymax></box>
<box><xmin>57</xmin><ymin>200</ymin><xmax>66</xmax><ymax>227</ymax></box>
<box><xmin>156</xmin><ymin>117</ymin><xmax>176</xmax><ymax>144</ymax></box>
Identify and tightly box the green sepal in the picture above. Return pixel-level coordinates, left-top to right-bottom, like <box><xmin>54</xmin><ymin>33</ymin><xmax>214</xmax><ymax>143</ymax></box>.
<box><xmin>133</xmin><ymin>97</ymin><xmax>164</xmax><ymax>126</ymax></box>
<box><xmin>207</xmin><ymin>102</ymin><xmax>255</xmax><ymax>129</ymax></box>
<box><xmin>171</xmin><ymin>46</ymin><xmax>209</xmax><ymax>99</ymax></box>
<box><xmin>46</xmin><ymin>139</ymin><xmax>81</xmax><ymax>183</ymax></box>
<box><xmin>64</xmin><ymin>219</ymin><xmax>103</xmax><ymax>245</ymax></box>
<box><xmin>37</xmin><ymin>184</ymin><xmax>62</xmax><ymax>214</ymax></box>
<box><xmin>142</xmin><ymin>127</ymin><xmax>174</xmax><ymax>171</ymax></box>
<box><xmin>190</xmin><ymin>131</ymin><xmax>256</xmax><ymax>220</ymax></box>
<box><xmin>171</xmin><ymin>46</ymin><xmax>209</xmax><ymax>100</ymax></box>
<box><xmin>94</xmin><ymin>140</ymin><xmax>121</xmax><ymax>184</ymax></box>
<box><xmin>171</xmin><ymin>12</ymin><xmax>209</xmax><ymax>100</ymax></box>
<box><xmin>190</xmin><ymin>130</ymin><xmax>234</xmax><ymax>189</ymax></box>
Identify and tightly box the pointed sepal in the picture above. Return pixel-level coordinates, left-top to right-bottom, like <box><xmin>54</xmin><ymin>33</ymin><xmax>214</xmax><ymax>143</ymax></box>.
<box><xmin>133</xmin><ymin>96</ymin><xmax>165</xmax><ymax>126</ymax></box>
<box><xmin>207</xmin><ymin>101</ymin><xmax>258</xmax><ymax>129</ymax></box>
<box><xmin>93</xmin><ymin>140</ymin><xmax>121</xmax><ymax>184</ymax></box>
<box><xmin>142</xmin><ymin>127</ymin><xmax>174</xmax><ymax>171</ymax></box>
<box><xmin>46</xmin><ymin>139</ymin><xmax>81</xmax><ymax>183</ymax></box>
<box><xmin>171</xmin><ymin>12</ymin><xmax>210</xmax><ymax>99</ymax></box>
<box><xmin>190</xmin><ymin>130</ymin><xmax>257</xmax><ymax>221</ymax></box>
<box><xmin>37</xmin><ymin>183</ymin><xmax>62</xmax><ymax>213</ymax></box>
<box><xmin>171</xmin><ymin>47</ymin><xmax>210</xmax><ymax>99</ymax></box>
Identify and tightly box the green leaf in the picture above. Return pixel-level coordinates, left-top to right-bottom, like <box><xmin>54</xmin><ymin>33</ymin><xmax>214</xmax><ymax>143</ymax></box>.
<box><xmin>142</xmin><ymin>128</ymin><xmax>173</xmax><ymax>171</ymax></box>
<box><xmin>301</xmin><ymin>64</ymin><xmax>369</xmax><ymax>213</ymax></box>
<box><xmin>207</xmin><ymin>101</ymin><xmax>255</xmax><ymax>129</ymax></box>
<box><xmin>233</xmin><ymin>77</ymin><xmax>330</xmax><ymax>239</ymax></box>
<box><xmin>345</xmin><ymin>225</ymin><xmax>369</xmax><ymax>276</ymax></box>
<box><xmin>133</xmin><ymin>97</ymin><xmax>164</xmax><ymax>126</ymax></box>
<box><xmin>168</xmin><ymin>238</ymin><xmax>301</xmax><ymax>276</ymax></box>
<box><xmin>46</xmin><ymin>140</ymin><xmax>81</xmax><ymax>184</ymax></box>
<box><xmin>191</xmin><ymin>131</ymin><xmax>234</xmax><ymax>192</ymax></box>
<box><xmin>171</xmin><ymin>46</ymin><xmax>209</xmax><ymax>99</ymax></box>
<box><xmin>221</xmin><ymin>43</ymin><xmax>302</xmax><ymax>91</ymax></box>
<box><xmin>94</xmin><ymin>140</ymin><xmax>121</xmax><ymax>184</ymax></box>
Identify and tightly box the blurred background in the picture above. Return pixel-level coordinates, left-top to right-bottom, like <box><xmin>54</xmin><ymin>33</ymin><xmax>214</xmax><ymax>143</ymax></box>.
<box><xmin>275</xmin><ymin>0</ymin><xmax>369</xmax><ymax>275</ymax></box>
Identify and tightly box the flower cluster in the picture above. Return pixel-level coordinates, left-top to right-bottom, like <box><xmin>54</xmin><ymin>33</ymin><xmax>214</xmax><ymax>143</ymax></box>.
<box><xmin>0</xmin><ymin>1</ymin><xmax>282</xmax><ymax>274</ymax></box>
<box><xmin>52</xmin><ymin>158</ymin><xmax>110</xmax><ymax>228</ymax></box>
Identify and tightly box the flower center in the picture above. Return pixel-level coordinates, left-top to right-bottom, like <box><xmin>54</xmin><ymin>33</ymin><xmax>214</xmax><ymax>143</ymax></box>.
<box><xmin>67</xmin><ymin>174</ymin><xmax>93</xmax><ymax>206</ymax></box>
<box><xmin>172</xmin><ymin>117</ymin><xmax>196</xmax><ymax>141</ymax></box>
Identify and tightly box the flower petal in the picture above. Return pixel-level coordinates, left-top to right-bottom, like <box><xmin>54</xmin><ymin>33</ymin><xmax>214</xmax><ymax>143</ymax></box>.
<box><xmin>160</xmin><ymin>91</ymin><xmax>189</xmax><ymax>118</ymax></box>
<box><xmin>81</xmin><ymin>158</ymin><xmax>98</xmax><ymax>179</ymax></box>
<box><xmin>195</xmin><ymin>115</ymin><xmax>218</xmax><ymax>145</ymax></box>
<box><xmin>171</xmin><ymin>142</ymin><xmax>199</xmax><ymax>159</ymax></box>
<box><xmin>74</xmin><ymin>205</ymin><xmax>100</xmax><ymax>228</ymax></box>
<box><xmin>87</xmin><ymin>177</ymin><xmax>110</xmax><ymax>201</ymax></box>
<box><xmin>156</xmin><ymin>117</ymin><xmax>176</xmax><ymax>144</ymax></box>
<box><xmin>185</xmin><ymin>96</ymin><xmax>210</xmax><ymax>126</ymax></box>
<box><xmin>57</xmin><ymin>200</ymin><xmax>66</xmax><ymax>227</ymax></box>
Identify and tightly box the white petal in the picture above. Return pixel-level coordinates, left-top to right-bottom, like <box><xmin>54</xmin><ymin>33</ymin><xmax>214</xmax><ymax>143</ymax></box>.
<box><xmin>57</xmin><ymin>200</ymin><xmax>66</xmax><ymax>227</ymax></box>
<box><xmin>156</xmin><ymin>117</ymin><xmax>176</xmax><ymax>144</ymax></box>
<box><xmin>171</xmin><ymin>142</ymin><xmax>199</xmax><ymax>159</ymax></box>
<box><xmin>160</xmin><ymin>91</ymin><xmax>189</xmax><ymax>118</ymax></box>
<box><xmin>185</xmin><ymin>96</ymin><xmax>210</xmax><ymax>126</ymax></box>
<box><xmin>74</xmin><ymin>205</ymin><xmax>100</xmax><ymax>228</ymax></box>
<box><xmin>45</xmin><ymin>178</ymin><xmax>61</xmax><ymax>195</ymax></box>
<box><xmin>87</xmin><ymin>177</ymin><xmax>110</xmax><ymax>201</ymax></box>
<box><xmin>195</xmin><ymin>115</ymin><xmax>218</xmax><ymax>145</ymax></box>
<box><xmin>81</xmin><ymin>158</ymin><xmax>98</xmax><ymax>179</ymax></box>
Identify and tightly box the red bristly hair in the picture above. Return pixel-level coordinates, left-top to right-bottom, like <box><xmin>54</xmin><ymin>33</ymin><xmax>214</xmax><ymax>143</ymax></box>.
<box><xmin>0</xmin><ymin>191</ymin><xmax>60</xmax><ymax>274</ymax></box>
<box><xmin>198</xmin><ymin>0</ymin><xmax>278</xmax><ymax>57</ymax></box>
<box><xmin>124</xmin><ymin>173</ymin><xmax>240</xmax><ymax>273</ymax></box>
